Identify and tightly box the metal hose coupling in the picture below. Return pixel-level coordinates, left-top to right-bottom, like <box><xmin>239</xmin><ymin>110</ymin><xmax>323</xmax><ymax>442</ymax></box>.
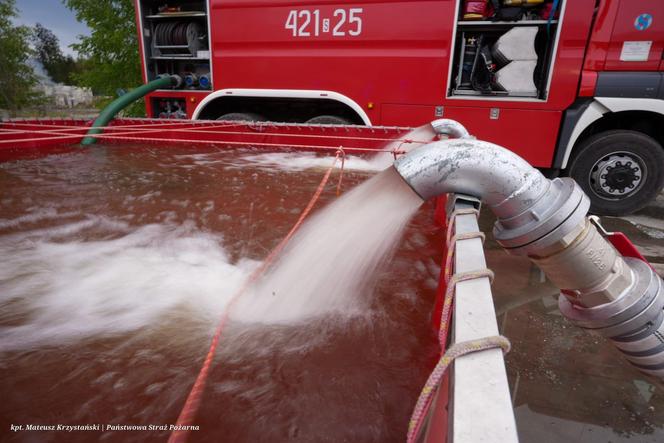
<box><xmin>393</xmin><ymin>137</ymin><xmax>664</xmax><ymax>379</ymax></box>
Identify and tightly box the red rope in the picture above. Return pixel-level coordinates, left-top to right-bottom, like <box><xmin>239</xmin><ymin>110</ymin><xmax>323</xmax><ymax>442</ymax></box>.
<box><xmin>1</xmin><ymin>119</ymin><xmax>241</xmax><ymax>130</ymax></box>
<box><xmin>335</xmin><ymin>147</ymin><xmax>346</xmax><ymax>196</ymax></box>
<box><xmin>168</xmin><ymin>152</ymin><xmax>341</xmax><ymax>443</ymax></box>
<box><xmin>1</xmin><ymin>122</ymin><xmax>428</xmax><ymax>146</ymax></box>
<box><xmin>2</xmin><ymin>121</ymin><xmax>245</xmax><ymax>135</ymax></box>
<box><xmin>0</xmin><ymin>133</ymin><xmax>83</xmax><ymax>145</ymax></box>
<box><xmin>96</xmin><ymin>133</ymin><xmax>407</xmax><ymax>154</ymax></box>
<box><xmin>0</xmin><ymin>126</ymin><xmax>200</xmax><ymax>144</ymax></box>
<box><xmin>5</xmin><ymin>130</ymin><xmax>398</xmax><ymax>155</ymax></box>
<box><xmin>0</xmin><ymin>130</ymin><xmax>409</xmax><ymax>164</ymax></box>
<box><xmin>1</xmin><ymin>121</ymin><xmax>85</xmax><ymax>129</ymax></box>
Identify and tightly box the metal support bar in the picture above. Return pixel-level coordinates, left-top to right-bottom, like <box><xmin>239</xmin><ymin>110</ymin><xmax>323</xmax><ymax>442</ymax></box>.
<box><xmin>450</xmin><ymin>198</ymin><xmax>518</xmax><ymax>443</ymax></box>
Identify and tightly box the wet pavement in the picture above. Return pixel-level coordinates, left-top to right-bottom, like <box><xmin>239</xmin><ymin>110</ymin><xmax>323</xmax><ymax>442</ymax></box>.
<box><xmin>482</xmin><ymin>191</ymin><xmax>664</xmax><ymax>443</ymax></box>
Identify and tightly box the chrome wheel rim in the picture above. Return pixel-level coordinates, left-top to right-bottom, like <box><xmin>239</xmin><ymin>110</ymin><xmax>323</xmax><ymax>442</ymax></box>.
<box><xmin>589</xmin><ymin>151</ymin><xmax>646</xmax><ymax>200</ymax></box>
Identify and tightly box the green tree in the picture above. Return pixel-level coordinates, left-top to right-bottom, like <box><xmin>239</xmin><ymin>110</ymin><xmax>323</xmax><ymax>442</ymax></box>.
<box><xmin>0</xmin><ymin>0</ymin><xmax>43</xmax><ymax>111</ymax></box>
<box><xmin>63</xmin><ymin>0</ymin><xmax>144</xmax><ymax>116</ymax></box>
<box><xmin>32</xmin><ymin>22</ymin><xmax>77</xmax><ymax>84</ymax></box>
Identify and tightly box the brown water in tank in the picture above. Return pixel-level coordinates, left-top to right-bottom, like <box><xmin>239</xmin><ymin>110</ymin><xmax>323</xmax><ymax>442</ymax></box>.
<box><xmin>0</xmin><ymin>145</ymin><xmax>443</xmax><ymax>443</ymax></box>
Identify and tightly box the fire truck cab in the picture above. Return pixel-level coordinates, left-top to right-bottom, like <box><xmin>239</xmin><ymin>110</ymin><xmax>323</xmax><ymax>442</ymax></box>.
<box><xmin>134</xmin><ymin>0</ymin><xmax>664</xmax><ymax>215</ymax></box>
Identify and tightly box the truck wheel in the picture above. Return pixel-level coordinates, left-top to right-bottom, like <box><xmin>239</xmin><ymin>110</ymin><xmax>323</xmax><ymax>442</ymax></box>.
<box><xmin>216</xmin><ymin>112</ymin><xmax>266</xmax><ymax>121</ymax></box>
<box><xmin>306</xmin><ymin>115</ymin><xmax>352</xmax><ymax>125</ymax></box>
<box><xmin>568</xmin><ymin>130</ymin><xmax>664</xmax><ymax>216</ymax></box>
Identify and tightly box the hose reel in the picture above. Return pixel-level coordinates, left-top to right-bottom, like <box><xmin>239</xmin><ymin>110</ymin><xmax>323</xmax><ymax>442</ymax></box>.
<box><xmin>153</xmin><ymin>21</ymin><xmax>205</xmax><ymax>56</ymax></box>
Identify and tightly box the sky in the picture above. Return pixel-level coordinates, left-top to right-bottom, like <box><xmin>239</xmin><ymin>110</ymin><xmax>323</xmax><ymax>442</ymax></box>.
<box><xmin>13</xmin><ymin>0</ymin><xmax>91</xmax><ymax>57</ymax></box>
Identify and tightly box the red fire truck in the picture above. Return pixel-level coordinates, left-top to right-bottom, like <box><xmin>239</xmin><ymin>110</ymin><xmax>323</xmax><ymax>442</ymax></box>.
<box><xmin>133</xmin><ymin>0</ymin><xmax>664</xmax><ymax>215</ymax></box>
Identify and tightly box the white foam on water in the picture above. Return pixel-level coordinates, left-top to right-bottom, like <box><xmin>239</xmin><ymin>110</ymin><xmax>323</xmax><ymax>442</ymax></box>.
<box><xmin>231</xmin><ymin>167</ymin><xmax>424</xmax><ymax>324</ymax></box>
<box><xmin>0</xmin><ymin>220</ymin><xmax>258</xmax><ymax>352</ymax></box>
<box><xmin>2</xmin><ymin>214</ymin><xmax>131</xmax><ymax>242</ymax></box>
<box><xmin>0</xmin><ymin>207</ymin><xmax>81</xmax><ymax>229</ymax></box>
<box><xmin>230</xmin><ymin>151</ymin><xmax>388</xmax><ymax>172</ymax></box>
<box><xmin>171</xmin><ymin>152</ymin><xmax>228</xmax><ymax>168</ymax></box>
<box><xmin>225</xmin><ymin>124</ymin><xmax>436</xmax><ymax>173</ymax></box>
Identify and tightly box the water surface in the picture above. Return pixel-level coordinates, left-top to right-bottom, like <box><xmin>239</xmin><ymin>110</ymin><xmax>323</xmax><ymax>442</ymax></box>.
<box><xmin>0</xmin><ymin>145</ymin><xmax>442</xmax><ymax>443</ymax></box>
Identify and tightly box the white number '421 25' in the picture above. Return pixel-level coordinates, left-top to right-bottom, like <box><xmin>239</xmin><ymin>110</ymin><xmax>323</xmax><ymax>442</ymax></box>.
<box><xmin>285</xmin><ymin>8</ymin><xmax>363</xmax><ymax>37</ymax></box>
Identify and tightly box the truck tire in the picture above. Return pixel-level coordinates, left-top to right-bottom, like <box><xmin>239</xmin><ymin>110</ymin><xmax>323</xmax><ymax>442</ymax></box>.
<box><xmin>305</xmin><ymin>115</ymin><xmax>352</xmax><ymax>125</ymax></box>
<box><xmin>216</xmin><ymin>112</ymin><xmax>266</xmax><ymax>122</ymax></box>
<box><xmin>568</xmin><ymin>130</ymin><xmax>664</xmax><ymax>216</ymax></box>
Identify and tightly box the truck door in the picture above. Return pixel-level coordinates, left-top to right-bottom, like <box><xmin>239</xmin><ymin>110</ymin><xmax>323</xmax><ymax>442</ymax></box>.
<box><xmin>604</xmin><ymin>0</ymin><xmax>663</xmax><ymax>71</ymax></box>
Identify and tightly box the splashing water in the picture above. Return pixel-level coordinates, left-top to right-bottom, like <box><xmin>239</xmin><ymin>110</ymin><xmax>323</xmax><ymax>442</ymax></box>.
<box><xmin>227</xmin><ymin>124</ymin><xmax>437</xmax><ymax>173</ymax></box>
<box><xmin>226</xmin><ymin>123</ymin><xmax>436</xmax><ymax>172</ymax></box>
<box><xmin>229</xmin><ymin>151</ymin><xmax>387</xmax><ymax>172</ymax></box>
<box><xmin>232</xmin><ymin>167</ymin><xmax>424</xmax><ymax>324</ymax></box>
<box><xmin>0</xmin><ymin>221</ymin><xmax>259</xmax><ymax>352</ymax></box>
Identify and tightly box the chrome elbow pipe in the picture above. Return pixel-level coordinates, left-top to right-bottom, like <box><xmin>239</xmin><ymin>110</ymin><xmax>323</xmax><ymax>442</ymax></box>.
<box><xmin>430</xmin><ymin>119</ymin><xmax>471</xmax><ymax>139</ymax></box>
<box><xmin>393</xmin><ymin>139</ymin><xmax>551</xmax><ymax>221</ymax></box>
<box><xmin>394</xmin><ymin>136</ymin><xmax>664</xmax><ymax>379</ymax></box>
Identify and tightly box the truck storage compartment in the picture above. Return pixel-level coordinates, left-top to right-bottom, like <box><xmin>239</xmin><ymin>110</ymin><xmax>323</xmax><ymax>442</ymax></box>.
<box><xmin>450</xmin><ymin>0</ymin><xmax>562</xmax><ymax>99</ymax></box>
<box><xmin>137</xmin><ymin>0</ymin><xmax>212</xmax><ymax>91</ymax></box>
<box><xmin>151</xmin><ymin>97</ymin><xmax>188</xmax><ymax>119</ymax></box>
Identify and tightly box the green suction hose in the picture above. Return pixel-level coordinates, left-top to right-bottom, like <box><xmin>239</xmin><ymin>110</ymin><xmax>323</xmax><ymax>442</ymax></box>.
<box><xmin>81</xmin><ymin>75</ymin><xmax>181</xmax><ymax>145</ymax></box>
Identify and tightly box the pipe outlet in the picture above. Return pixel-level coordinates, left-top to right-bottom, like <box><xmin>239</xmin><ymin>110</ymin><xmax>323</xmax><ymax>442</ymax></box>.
<box><xmin>393</xmin><ymin>135</ymin><xmax>664</xmax><ymax>380</ymax></box>
<box><xmin>430</xmin><ymin>119</ymin><xmax>471</xmax><ymax>139</ymax></box>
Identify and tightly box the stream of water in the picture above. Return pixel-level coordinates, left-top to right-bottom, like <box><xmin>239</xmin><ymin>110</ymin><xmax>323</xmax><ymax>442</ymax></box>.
<box><xmin>232</xmin><ymin>168</ymin><xmax>423</xmax><ymax>324</ymax></box>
